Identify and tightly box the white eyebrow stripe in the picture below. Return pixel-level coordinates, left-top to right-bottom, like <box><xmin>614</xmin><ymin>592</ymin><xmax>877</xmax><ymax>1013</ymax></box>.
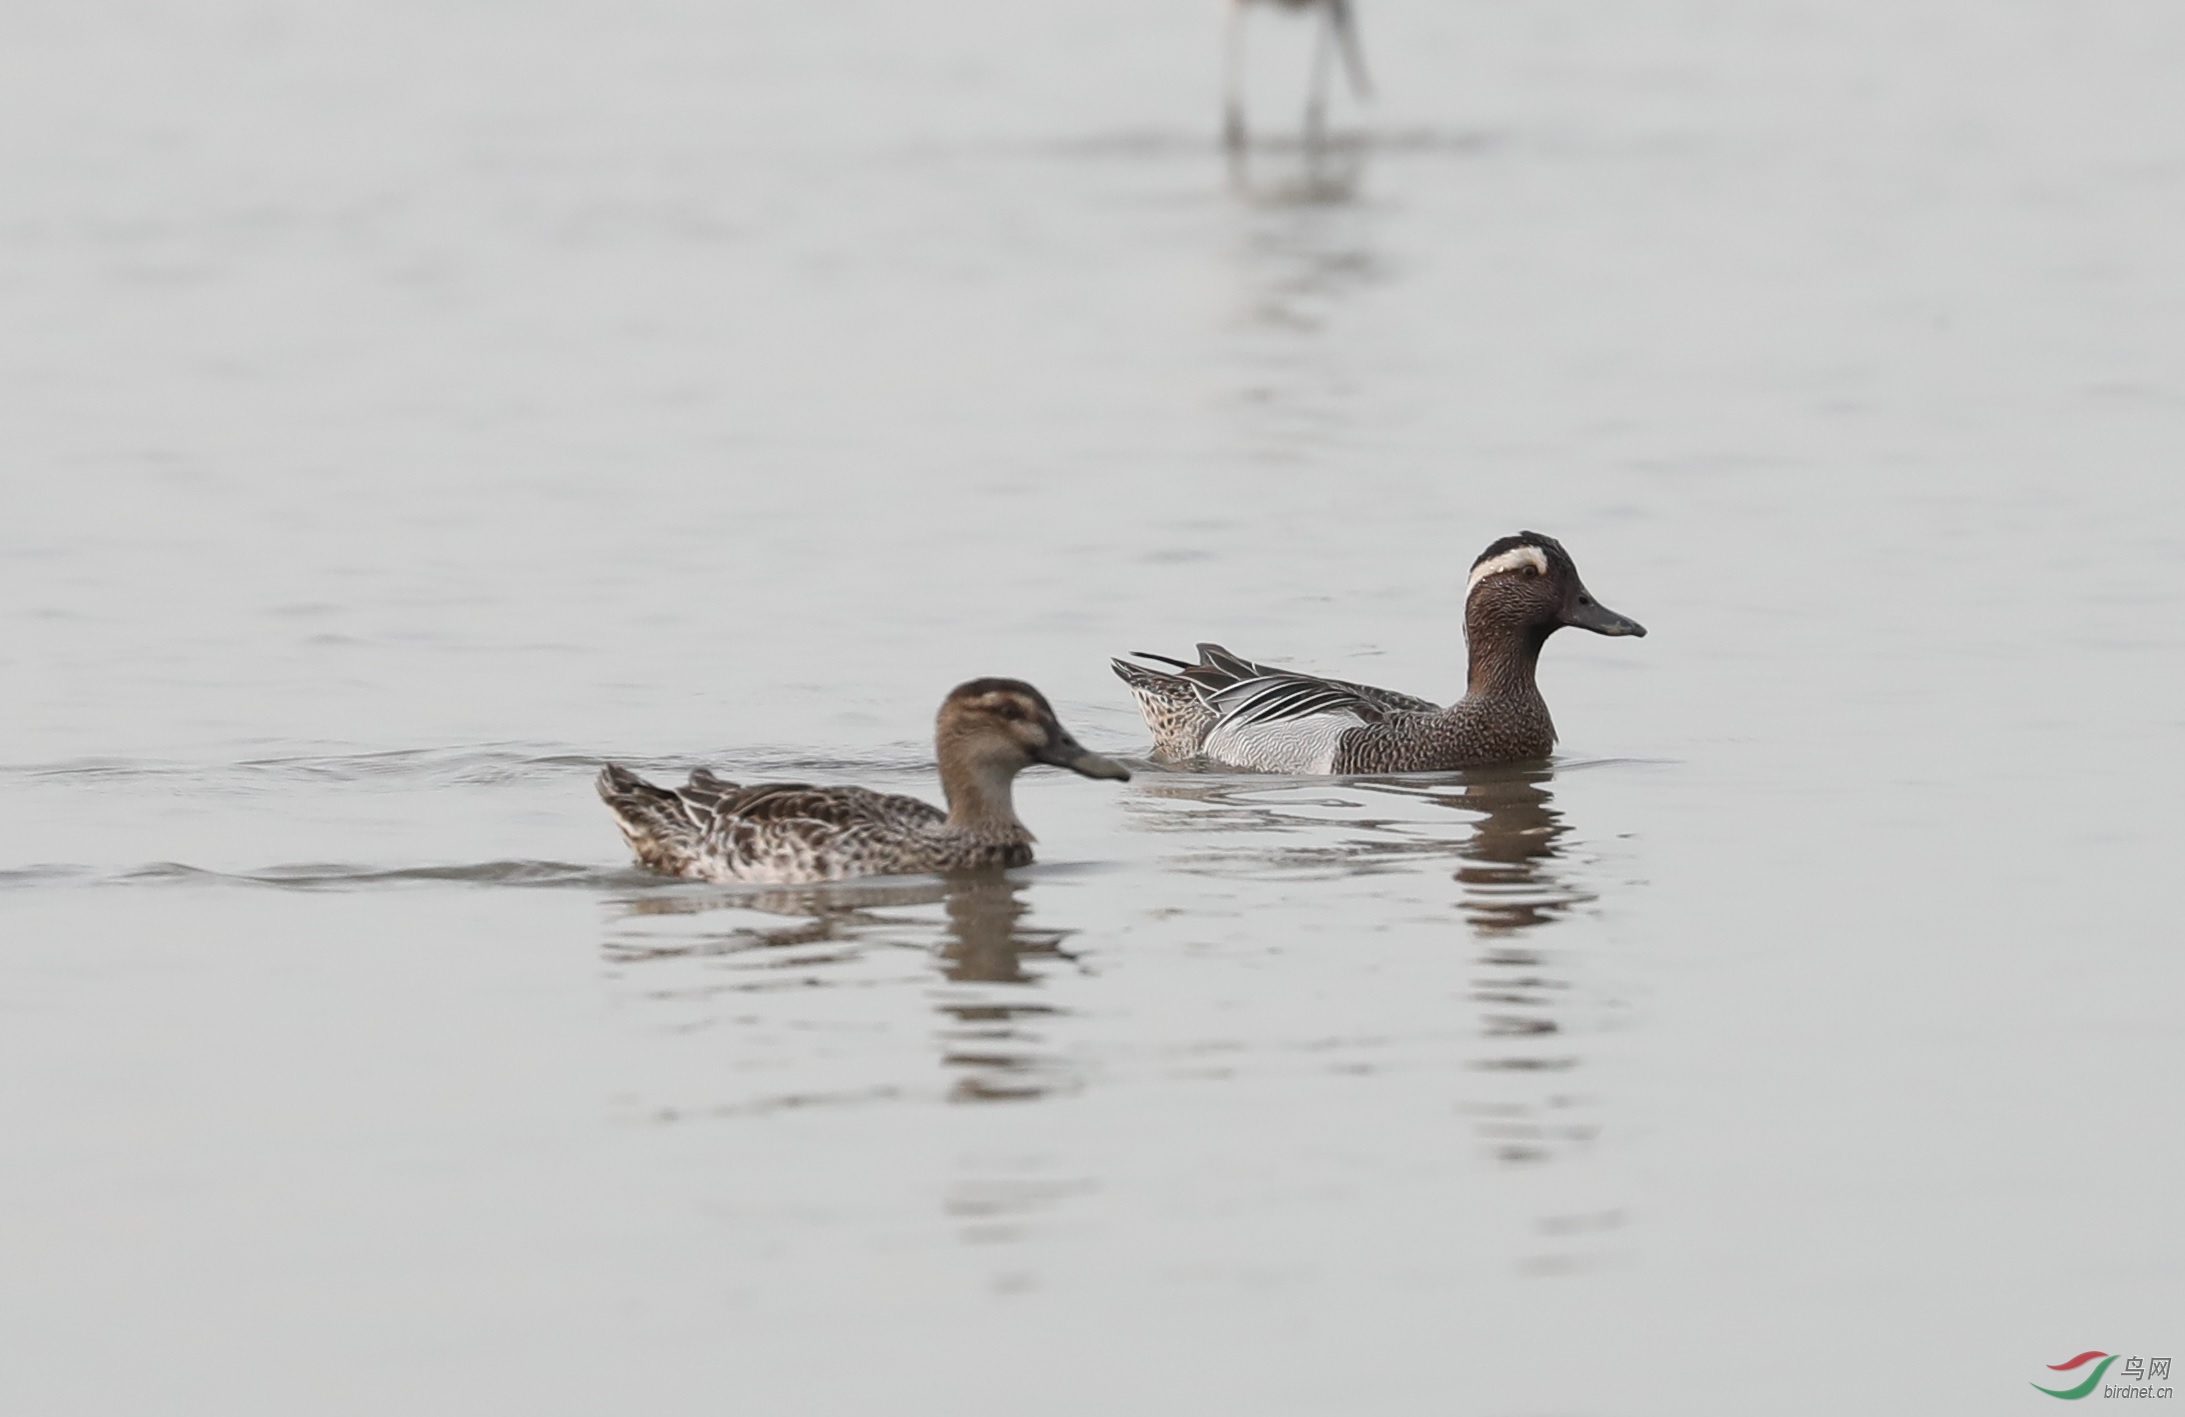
<box><xmin>1466</xmin><ymin>546</ymin><xmax>1549</xmax><ymax>597</ymax></box>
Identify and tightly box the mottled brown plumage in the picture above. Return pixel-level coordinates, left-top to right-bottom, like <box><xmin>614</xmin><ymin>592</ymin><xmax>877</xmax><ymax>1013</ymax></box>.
<box><xmin>599</xmin><ymin>680</ymin><xmax>1130</xmax><ymax>883</ymax></box>
<box><xmin>1113</xmin><ymin>532</ymin><xmax>1646</xmax><ymax>773</ymax></box>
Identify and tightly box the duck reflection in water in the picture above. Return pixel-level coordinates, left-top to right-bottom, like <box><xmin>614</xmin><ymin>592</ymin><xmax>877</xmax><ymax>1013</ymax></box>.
<box><xmin>606</xmin><ymin>879</ymin><xmax>944</xmax><ymax>955</ymax></box>
<box><xmin>1425</xmin><ymin>766</ymin><xmax>1602</xmax><ymax>1172</ymax></box>
<box><xmin>603</xmin><ymin>872</ymin><xmax>1084</xmax><ymax>1107</ymax></box>
<box><xmin>933</xmin><ymin>873</ymin><xmax>1082</xmax><ymax>1104</ymax></box>
<box><xmin>1126</xmin><ymin>763</ymin><xmax>1603</xmax><ymax>1170</ymax></box>
<box><xmin>1419</xmin><ymin>766</ymin><xmax>1592</xmax><ymax>936</ymax></box>
<box><xmin>1122</xmin><ymin>763</ymin><xmax>1587</xmax><ymax>921</ymax></box>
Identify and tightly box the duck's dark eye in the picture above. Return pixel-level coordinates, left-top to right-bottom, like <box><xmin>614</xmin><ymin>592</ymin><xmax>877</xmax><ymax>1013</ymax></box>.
<box><xmin>1521</xmin><ymin>565</ymin><xmax>1540</xmax><ymax>577</ymax></box>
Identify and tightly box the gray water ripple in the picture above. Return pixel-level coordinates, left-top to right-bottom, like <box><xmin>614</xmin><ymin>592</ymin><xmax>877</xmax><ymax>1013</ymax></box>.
<box><xmin>114</xmin><ymin>859</ymin><xmax>639</xmax><ymax>890</ymax></box>
<box><xmin>0</xmin><ymin>864</ymin><xmax>98</xmax><ymax>888</ymax></box>
<box><xmin>0</xmin><ymin>745</ymin><xmax>934</xmax><ymax>790</ymax></box>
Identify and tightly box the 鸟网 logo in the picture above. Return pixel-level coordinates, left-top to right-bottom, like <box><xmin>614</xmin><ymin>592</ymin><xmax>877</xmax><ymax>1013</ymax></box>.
<box><xmin>2032</xmin><ymin>1351</ymin><xmax>2173</xmax><ymax>1400</ymax></box>
<box><xmin>2034</xmin><ymin>1352</ymin><xmax>2118</xmax><ymax>1400</ymax></box>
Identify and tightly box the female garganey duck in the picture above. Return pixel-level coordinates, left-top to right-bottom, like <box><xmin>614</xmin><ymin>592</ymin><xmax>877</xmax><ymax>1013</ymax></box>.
<box><xmin>598</xmin><ymin>679</ymin><xmax>1130</xmax><ymax>884</ymax></box>
<box><xmin>1113</xmin><ymin>532</ymin><xmax>1645</xmax><ymax>773</ymax></box>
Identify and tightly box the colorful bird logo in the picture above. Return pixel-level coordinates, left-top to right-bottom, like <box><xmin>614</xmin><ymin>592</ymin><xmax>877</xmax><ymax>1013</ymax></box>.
<box><xmin>2033</xmin><ymin>1351</ymin><xmax>2118</xmax><ymax>1400</ymax></box>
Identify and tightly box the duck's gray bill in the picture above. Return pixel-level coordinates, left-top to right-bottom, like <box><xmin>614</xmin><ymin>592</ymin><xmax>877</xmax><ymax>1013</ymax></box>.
<box><xmin>1040</xmin><ymin>737</ymin><xmax>1133</xmax><ymax>781</ymax></box>
<box><xmin>1564</xmin><ymin>599</ymin><xmax>1647</xmax><ymax>637</ymax></box>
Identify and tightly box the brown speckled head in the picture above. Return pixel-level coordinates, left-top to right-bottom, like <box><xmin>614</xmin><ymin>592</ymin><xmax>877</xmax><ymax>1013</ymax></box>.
<box><xmin>939</xmin><ymin>679</ymin><xmax>1132</xmax><ymax>781</ymax></box>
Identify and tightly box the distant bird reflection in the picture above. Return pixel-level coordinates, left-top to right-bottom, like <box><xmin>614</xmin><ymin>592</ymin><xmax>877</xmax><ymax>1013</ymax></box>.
<box><xmin>1225</xmin><ymin>131</ymin><xmax>1366</xmax><ymax>207</ymax></box>
<box><xmin>1224</xmin><ymin>0</ymin><xmax>1372</xmax><ymax>151</ymax></box>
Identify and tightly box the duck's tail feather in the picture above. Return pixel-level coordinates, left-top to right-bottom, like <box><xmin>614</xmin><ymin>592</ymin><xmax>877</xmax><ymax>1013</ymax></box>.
<box><xmin>1111</xmin><ymin>653</ymin><xmax>1222</xmax><ymax>758</ymax></box>
<box><xmin>596</xmin><ymin>763</ymin><xmax>704</xmax><ymax>875</ymax></box>
<box><xmin>1111</xmin><ymin>657</ymin><xmax>1176</xmax><ymax>694</ymax></box>
<box><xmin>1194</xmin><ymin>643</ymin><xmax>1265</xmax><ymax>682</ymax></box>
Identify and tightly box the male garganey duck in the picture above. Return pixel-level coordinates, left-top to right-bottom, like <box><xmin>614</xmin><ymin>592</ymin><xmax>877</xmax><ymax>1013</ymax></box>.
<box><xmin>1112</xmin><ymin>532</ymin><xmax>1645</xmax><ymax>773</ymax></box>
<box><xmin>598</xmin><ymin>679</ymin><xmax>1130</xmax><ymax>884</ymax></box>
